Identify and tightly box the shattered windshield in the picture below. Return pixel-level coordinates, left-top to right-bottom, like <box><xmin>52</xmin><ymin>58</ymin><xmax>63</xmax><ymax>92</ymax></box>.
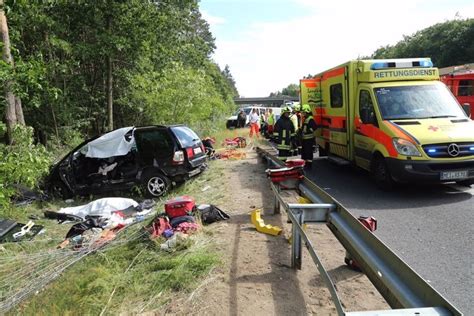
<box><xmin>374</xmin><ymin>83</ymin><xmax>466</xmax><ymax>120</ymax></box>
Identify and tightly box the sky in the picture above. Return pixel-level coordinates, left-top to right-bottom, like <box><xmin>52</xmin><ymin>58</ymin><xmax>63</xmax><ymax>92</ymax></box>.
<box><xmin>200</xmin><ymin>0</ymin><xmax>474</xmax><ymax>97</ymax></box>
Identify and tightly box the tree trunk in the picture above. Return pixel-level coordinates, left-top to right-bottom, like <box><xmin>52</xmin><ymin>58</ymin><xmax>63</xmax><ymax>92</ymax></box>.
<box><xmin>106</xmin><ymin>12</ymin><xmax>113</xmax><ymax>132</ymax></box>
<box><xmin>1</xmin><ymin>0</ymin><xmax>15</xmax><ymax>143</ymax></box>
<box><xmin>107</xmin><ymin>55</ymin><xmax>113</xmax><ymax>131</ymax></box>
<box><xmin>0</xmin><ymin>0</ymin><xmax>24</xmax><ymax>143</ymax></box>
<box><xmin>15</xmin><ymin>96</ymin><xmax>25</xmax><ymax>125</ymax></box>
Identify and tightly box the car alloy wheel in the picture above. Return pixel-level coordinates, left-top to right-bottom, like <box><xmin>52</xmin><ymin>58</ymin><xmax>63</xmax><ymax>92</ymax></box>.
<box><xmin>147</xmin><ymin>176</ymin><xmax>167</xmax><ymax>196</ymax></box>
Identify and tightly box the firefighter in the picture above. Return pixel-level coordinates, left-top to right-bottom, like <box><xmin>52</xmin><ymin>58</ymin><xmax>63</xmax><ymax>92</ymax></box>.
<box><xmin>273</xmin><ymin>106</ymin><xmax>295</xmax><ymax>161</ymax></box>
<box><xmin>290</xmin><ymin>104</ymin><xmax>302</xmax><ymax>155</ymax></box>
<box><xmin>300</xmin><ymin>104</ymin><xmax>318</xmax><ymax>168</ymax></box>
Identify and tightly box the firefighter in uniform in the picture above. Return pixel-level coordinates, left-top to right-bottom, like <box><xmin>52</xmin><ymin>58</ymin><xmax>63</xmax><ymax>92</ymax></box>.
<box><xmin>300</xmin><ymin>104</ymin><xmax>318</xmax><ymax>167</ymax></box>
<box><xmin>273</xmin><ymin>106</ymin><xmax>295</xmax><ymax>161</ymax></box>
<box><xmin>290</xmin><ymin>104</ymin><xmax>301</xmax><ymax>155</ymax></box>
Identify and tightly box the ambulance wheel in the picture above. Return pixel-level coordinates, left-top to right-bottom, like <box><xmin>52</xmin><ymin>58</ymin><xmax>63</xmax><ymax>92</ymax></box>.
<box><xmin>371</xmin><ymin>156</ymin><xmax>394</xmax><ymax>190</ymax></box>
<box><xmin>318</xmin><ymin>145</ymin><xmax>328</xmax><ymax>157</ymax></box>
<box><xmin>456</xmin><ymin>179</ymin><xmax>473</xmax><ymax>187</ymax></box>
<box><xmin>142</xmin><ymin>171</ymin><xmax>170</xmax><ymax>198</ymax></box>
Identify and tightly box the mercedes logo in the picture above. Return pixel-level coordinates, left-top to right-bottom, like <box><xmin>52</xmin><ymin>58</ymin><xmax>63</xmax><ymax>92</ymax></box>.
<box><xmin>447</xmin><ymin>143</ymin><xmax>460</xmax><ymax>157</ymax></box>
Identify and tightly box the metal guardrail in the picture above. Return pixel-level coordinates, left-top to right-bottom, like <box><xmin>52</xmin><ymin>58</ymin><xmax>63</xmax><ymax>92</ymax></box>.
<box><xmin>256</xmin><ymin>146</ymin><xmax>463</xmax><ymax>316</ymax></box>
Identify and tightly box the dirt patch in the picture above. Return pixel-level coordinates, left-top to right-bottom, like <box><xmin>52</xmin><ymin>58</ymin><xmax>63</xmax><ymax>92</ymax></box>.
<box><xmin>177</xmin><ymin>145</ymin><xmax>388</xmax><ymax>315</ymax></box>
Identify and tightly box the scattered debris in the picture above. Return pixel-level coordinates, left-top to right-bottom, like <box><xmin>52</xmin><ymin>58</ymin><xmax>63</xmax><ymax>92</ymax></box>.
<box><xmin>0</xmin><ymin>219</ymin><xmax>44</xmax><ymax>243</ymax></box>
<box><xmin>250</xmin><ymin>209</ymin><xmax>282</xmax><ymax>236</ymax></box>
<box><xmin>195</xmin><ymin>204</ymin><xmax>230</xmax><ymax>225</ymax></box>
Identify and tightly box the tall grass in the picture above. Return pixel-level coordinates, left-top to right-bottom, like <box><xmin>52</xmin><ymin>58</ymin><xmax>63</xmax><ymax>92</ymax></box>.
<box><xmin>7</xmin><ymin>159</ymin><xmax>229</xmax><ymax>314</ymax></box>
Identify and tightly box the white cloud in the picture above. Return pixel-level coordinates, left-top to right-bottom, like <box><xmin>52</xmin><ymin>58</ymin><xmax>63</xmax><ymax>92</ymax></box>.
<box><xmin>201</xmin><ymin>10</ymin><xmax>226</xmax><ymax>27</ymax></box>
<box><xmin>210</xmin><ymin>0</ymin><xmax>474</xmax><ymax>97</ymax></box>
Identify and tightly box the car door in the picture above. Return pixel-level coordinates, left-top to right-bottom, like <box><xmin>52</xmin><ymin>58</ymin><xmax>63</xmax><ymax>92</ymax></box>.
<box><xmin>134</xmin><ymin>127</ymin><xmax>175</xmax><ymax>171</ymax></box>
<box><xmin>354</xmin><ymin>87</ymin><xmax>379</xmax><ymax>170</ymax></box>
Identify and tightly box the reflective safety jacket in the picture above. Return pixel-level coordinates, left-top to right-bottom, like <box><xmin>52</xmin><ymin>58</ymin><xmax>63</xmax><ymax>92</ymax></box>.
<box><xmin>301</xmin><ymin>115</ymin><xmax>317</xmax><ymax>140</ymax></box>
<box><xmin>290</xmin><ymin>114</ymin><xmax>298</xmax><ymax>131</ymax></box>
<box><xmin>267</xmin><ymin>113</ymin><xmax>275</xmax><ymax>125</ymax></box>
<box><xmin>273</xmin><ymin>116</ymin><xmax>295</xmax><ymax>150</ymax></box>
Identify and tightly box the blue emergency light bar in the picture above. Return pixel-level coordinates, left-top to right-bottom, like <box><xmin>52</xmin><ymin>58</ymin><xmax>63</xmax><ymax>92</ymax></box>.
<box><xmin>470</xmin><ymin>147</ymin><xmax>474</xmax><ymax>151</ymax></box>
<box><xmin>371</xmin><ymin>60</ymin><xmax>433</xmax><ymax>70</ymax></box>
<box><xmin>428</xmin><ymin>149</ymin><xmax>437</xmax><ymax>153</ymax></box>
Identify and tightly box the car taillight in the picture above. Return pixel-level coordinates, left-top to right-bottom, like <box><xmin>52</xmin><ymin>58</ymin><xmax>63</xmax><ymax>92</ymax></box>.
<box><xmin>186</xmin><ymin>147</ymin><xmax>194</xmax><ymax>159</ymax></box>
<box><xmin>172</xmin><ymin>150</ymin><xmax>185</xmax><ymax>165</ymax></box>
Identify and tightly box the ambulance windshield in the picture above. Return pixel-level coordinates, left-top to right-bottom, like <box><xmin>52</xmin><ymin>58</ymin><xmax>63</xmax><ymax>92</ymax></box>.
<box><xmin>374</xmin><ymin>83</ymin><xmax>466</xmax><ymax>120</ymax></box>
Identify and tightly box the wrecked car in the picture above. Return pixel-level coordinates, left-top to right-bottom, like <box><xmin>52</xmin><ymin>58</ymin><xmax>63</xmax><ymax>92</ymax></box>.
<box><xmin>45</xmin><ymin>125</ymin><xmax>207</xmax><ymax>198</ymax></box>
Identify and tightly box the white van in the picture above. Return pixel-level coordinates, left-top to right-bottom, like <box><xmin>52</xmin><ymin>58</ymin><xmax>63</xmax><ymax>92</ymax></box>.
<box><xmin>226</xmin><ymin>106</ymin><xmax>281</xmax><ymax>128</ymax></box>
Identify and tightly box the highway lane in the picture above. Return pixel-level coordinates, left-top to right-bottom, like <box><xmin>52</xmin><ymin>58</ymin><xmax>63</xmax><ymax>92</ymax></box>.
<box><xmin>305</xmin><ymin>158</ymin><xmax>473</xmax><ymax>315</ymax></box>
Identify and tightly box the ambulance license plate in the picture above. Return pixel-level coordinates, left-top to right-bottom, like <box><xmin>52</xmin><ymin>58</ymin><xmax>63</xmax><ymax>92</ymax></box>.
<box><xmin>440</xmin><ymin>170</ymin><xmax>468</xmax><ymax>180</ymax></box>
<box><xmin>193</xmin><ymin>147</ymin><xmax>202</xmax><ymax>155</ymax></box>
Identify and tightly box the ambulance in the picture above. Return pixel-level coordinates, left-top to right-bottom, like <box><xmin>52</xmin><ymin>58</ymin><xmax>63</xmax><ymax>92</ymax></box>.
<box><xmin>300</xmin><ymin>58</ymin><xmax>474</xmax><ymax>188</ymax></box>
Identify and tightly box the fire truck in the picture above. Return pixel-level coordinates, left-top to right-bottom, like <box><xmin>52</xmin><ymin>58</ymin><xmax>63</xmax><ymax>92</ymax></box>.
<box><xmin>300</xmin><ymin>58</ymin><xmax>474</xmax><ymax>188</ymax></box>
<box><xmin>439</xmin><ymin>63</ymin><xmax>474</xmax><ymax>119</ymax></box>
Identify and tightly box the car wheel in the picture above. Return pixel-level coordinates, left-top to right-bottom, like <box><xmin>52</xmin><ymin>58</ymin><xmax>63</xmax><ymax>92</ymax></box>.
<box><xmin>371</xmin><ymin>156</ymin><xmax>394</xmax><ymax>190</ymax></box>
<box><xmin>143</xmin><ymin>172</ymin><xmax>170</xmax><ymax>198</ymax></box>
<box><xmin>49</xmin><ymin>181</ymin><xmax>73</xmax><ymax>199</ymax></box>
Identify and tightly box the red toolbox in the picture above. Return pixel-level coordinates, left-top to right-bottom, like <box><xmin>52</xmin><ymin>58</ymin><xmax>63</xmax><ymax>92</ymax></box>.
<box><xmin>285</xmin><ymin>159</ymin><xmax>305</xmax><ymax>168</ymax></box>
<box><xmin>165</xmin><ymin>196</ymin><xmax>195</xmax><ymax>218</ymax></box>
<box><xmin>267</xmin><ymin>167</ymin><xmax>304</xmax><ymax>183</ymax></box>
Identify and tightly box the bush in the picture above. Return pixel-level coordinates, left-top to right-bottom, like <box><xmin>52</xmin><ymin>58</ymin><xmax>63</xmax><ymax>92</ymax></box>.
<box><xmin>0</xmin><ymin>125</ymin><xmax>52</xmax><ymax>210</ymax></box>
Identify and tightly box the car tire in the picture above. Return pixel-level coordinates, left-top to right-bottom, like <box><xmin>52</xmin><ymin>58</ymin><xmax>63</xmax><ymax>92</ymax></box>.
<box><xmin>49</xmin><ymin>181</ymin><xmax>73</xmax><ymax>199</ymax></box>
<box><xmin>142</xmin><ymin>171</ymin><xmax>170</xmax><ymax>198</ymax></box>
<box><xmin>371</xmin><ymin>156</ymin><xmax>394</xmax><ymax>190</ymax></box>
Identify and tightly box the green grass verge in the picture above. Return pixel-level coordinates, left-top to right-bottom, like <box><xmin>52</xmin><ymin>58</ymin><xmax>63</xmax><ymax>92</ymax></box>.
<box><xmin>4</xmin><ymin>159</ymin><xmax>230</xmax><ymax>315</ymax></box>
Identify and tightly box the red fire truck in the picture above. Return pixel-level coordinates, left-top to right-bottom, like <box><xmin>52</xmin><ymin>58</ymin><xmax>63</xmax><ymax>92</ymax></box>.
<box><xmin>440</xmin><ymin>64</ymin><xmax>474</xmax><ymax>118</ymax></box>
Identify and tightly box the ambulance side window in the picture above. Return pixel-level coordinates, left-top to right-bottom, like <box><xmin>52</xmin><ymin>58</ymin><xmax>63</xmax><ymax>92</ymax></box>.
<box><xmin>330</xmin><ymin>84</ymin><xmax>343</xmax><ymax>108</ymax></box>
<box><xmin>359</xmin><ymin>90</ymin><xmax>377</xmax><ymax>126</ymax></box>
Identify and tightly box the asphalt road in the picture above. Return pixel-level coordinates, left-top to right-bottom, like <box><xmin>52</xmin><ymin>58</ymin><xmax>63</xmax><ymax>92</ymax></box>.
<box><xmin>305</xmin><ymin>157</ymin><xmax>473</xmax><ymax>315</ymax></box>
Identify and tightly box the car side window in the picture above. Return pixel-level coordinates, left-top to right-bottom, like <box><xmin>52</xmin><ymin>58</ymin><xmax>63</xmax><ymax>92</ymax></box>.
<box><xmin>135</xmin><ymin>129</ymin><xmax>173</xmax><ymax>160</ymax></box>
<box><xmin>359</xmin><ymin>90</ymin><xmax>377</xmax><ymax>125</ymax></box>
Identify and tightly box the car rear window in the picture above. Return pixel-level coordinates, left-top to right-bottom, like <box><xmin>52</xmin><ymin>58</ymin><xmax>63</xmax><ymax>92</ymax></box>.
<box><xmin>171</xmin><ymin>126</ymin><xmax>200</xmax><ymax>148</ymax></box>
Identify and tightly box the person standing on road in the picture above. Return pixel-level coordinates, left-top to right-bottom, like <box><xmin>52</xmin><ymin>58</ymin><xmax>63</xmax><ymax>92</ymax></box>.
<box><xmin>300</xmin><ymin>104</ymin><xmax>318</xmax><ymax>168</ymax></box>
<box><xmin>237</xmin><ymin>110</ymin><xmax>246</xmax><ymax>128</ymax></box>
<box><xmin>273</xmin><ymin>106</ymin><xmax>295</xmax><ymax>161</ymax></box>
<box><xmin>266</xmin><ymin>108</ymin><xmax>275</xmax><ymax>138</ymax></box>
<box><xmin>249</xmin><ymin>108</ymin><xmax>260</xmax><ymax>138</ymax></box>
<box><xmin>290</xmin><ymin>104</ymin><xmax>301</xmax><ymax>155</ymax></box>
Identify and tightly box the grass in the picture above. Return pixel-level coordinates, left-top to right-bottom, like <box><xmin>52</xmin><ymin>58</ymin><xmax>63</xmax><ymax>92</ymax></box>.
<box><xmin>2</xmin><ymin>154</ymin><xmax>233</xmax><ymax>315</ymax></box>
<box><xmin>1</xmin><ymin>126</ymin><xmax>255</xmax><ymax>314</ymax></box>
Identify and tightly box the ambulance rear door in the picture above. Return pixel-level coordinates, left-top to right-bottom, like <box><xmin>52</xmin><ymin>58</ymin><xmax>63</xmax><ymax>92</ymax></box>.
<box><xmin>322</xmin><ymin>66</ymin><xmax>350</xmax><ymax>159</ymax></box>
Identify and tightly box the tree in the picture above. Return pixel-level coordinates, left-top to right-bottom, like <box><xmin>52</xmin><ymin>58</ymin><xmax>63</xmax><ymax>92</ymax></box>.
<box><xmin>370</xmin><ymin>18</ymin><xmax>474</xmax><ymax>67</ymax></box>
<box><xmin>281</xmin><ymin>83</ymin><xmax>299</xmax><ymax>97</ymax></box>
<box><xmin>221</xmin><ymin>64</ymin><xmax>238</xmax><ymax>97</ymax></box>
<box><xmin>0</xmin><ymin>0</ymin><xmax>24</xmax><ymax>144</ymax></box>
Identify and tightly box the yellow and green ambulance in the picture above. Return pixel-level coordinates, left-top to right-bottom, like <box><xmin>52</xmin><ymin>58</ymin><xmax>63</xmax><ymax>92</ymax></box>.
<box><xmin>300</xmin><ymin>58</ymin><xmax>474</xmax><ymax>188</ymax></box>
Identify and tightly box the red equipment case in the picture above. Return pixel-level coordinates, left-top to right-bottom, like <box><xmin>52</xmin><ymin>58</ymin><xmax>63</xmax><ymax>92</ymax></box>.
<box><xmin>285</xmin><ymin>159</ymin><xmax>305</xmax><ymax>168</ymax></box>
<box><xmin>165</xmin><ymin>196</ymin><xmax>195</xmax><ymax>218</ymax></box>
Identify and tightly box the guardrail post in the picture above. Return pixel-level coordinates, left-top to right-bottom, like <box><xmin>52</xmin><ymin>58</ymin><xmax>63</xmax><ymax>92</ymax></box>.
<box><xmin>291</xmin><ymin>209</ymin><xmax>303</xmax><ymax>269</ymax></box>
<box><xmin>273</xmin><ymin>184</ymin><xmax>281</xmax><ymax>214</ymax></box>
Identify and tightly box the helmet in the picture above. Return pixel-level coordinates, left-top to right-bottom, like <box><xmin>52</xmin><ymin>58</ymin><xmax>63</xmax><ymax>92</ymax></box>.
<box><xmin>293</xmin><ymin>104</ymin><xmax>301</xmax><ymax>112</ymax></box>
<box><xmin>281</xmin><ymin>106</ymin><xmax>292</xmax><ymax>114</ymax></box>
<box><xmin>302</xmin><ymin>104</ymin><xmax>311</xmax><ymax>113</ymax></box>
